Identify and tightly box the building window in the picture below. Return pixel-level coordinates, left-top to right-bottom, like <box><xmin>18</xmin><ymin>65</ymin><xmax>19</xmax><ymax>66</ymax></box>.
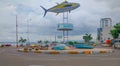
<box><xmin>105</xmin><ymin>19</ymin><xmax>109</xmax><ymax>27</ymax></box>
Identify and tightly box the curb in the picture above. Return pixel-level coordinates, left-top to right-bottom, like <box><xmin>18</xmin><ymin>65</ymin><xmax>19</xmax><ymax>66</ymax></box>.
<box><xmin>18</xmin><ymin>48</ymin><xmax>114</xmax><ymax>55</ymax></box>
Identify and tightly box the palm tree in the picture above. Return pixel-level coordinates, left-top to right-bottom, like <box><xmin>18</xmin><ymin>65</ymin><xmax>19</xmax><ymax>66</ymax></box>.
<box><xmin>37</xmin><ymin>40</ymin><xmax>42</xmax><ymax>45</ymax></box>
<box><xmin>83</xmin><ymin>34</ymin><xmax>93</xmax><ymax>45</ymax></box>
<box><xmin>37</xmin><ymin>40</ymin><xmax>42</xmax><ymax>43</ymax></box>
<box><xmin>19</xmin><ymin>37</ymin><xmax>27</xmax><ymax>46</ymax></box>
<box><xmin>44</xmin><ymin>40</ymin><xmax>49</xmax><ymax>44</ymax></box>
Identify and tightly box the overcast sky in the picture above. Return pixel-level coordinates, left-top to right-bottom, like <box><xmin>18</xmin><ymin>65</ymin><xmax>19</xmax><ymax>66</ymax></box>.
<box><xmin>0</xmin><ymin>0</ymin><xmax>120</xmax><ymax>42</ymax></box>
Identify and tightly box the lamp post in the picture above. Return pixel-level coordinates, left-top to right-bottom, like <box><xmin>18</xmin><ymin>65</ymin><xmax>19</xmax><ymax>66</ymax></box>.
<box><xmin>16</xmin><ymin>15</ymin><xmax>18</xmax><ymax>48</ymax></box>
<box><xmin>27</xmin><ymin>18</ymin><xmax>31</xmax><ymax>45</ymax></box>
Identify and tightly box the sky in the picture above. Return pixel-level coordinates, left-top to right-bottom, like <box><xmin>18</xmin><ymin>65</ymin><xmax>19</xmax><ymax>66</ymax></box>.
<box><xmin>0</xmin><ymin>0</ymin><xmax>120</xmax><ymax>42</ymax></box>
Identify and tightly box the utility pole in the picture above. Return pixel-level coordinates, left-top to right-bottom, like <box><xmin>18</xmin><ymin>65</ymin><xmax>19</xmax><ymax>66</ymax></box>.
<box><xmin>27</xmin><ymin>18</ymin><xmax>31</xmax><ymax>45</ymax></box>
<box><xmin>16</xmin><ymin>15</ymin><xmax>18</xmax><ymax>48</ymax></box>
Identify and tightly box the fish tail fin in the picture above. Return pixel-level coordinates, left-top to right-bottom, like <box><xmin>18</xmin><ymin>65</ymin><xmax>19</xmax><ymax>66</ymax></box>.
<box><xmin>40</xmin><ymin>6</ymin><xmax>47</xmax><ymax>17</ymax></box>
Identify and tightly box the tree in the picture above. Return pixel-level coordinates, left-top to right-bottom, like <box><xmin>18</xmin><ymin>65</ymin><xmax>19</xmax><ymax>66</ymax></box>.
<box><xmin>68</xmin><ymin>41</ymin><xmax>74</xmax><ymax>46</ymax></box>
<box><xmin>110</xmin><ymin>23</ymin><xmax>120</xmax><ymax>39</ymax></box>
<box><xmin>44</xmin><ymin>40</ymin><xmax>49</xmax><ymax>44</ymax></box>
<box><xmin>52</xmin><ymin>41</ymin><xmax>58</xmax><ymax>44</ymax></box>
<box><xmin>19</xmin><ymin>37</ymin><xmax>27</xmax><ymax>46</ymax></box>
<box><xmin>37</xmin><ymin>40</ymin><xmax>42</xmax><ymax>44</ymax></box>
<box><xmin>83</xmin><ymin>34</ymin><xmax>93</xmax><ymax>45</ymax></box>
<box><xmin>74</xmin><ymin>41</ymin><xmax>79</xmax><ymax>44</ymax></box>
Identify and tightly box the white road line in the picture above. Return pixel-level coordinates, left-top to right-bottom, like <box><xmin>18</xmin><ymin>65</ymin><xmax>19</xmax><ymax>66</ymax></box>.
<box><xmin>47</xmin><ymin>58</ymin><xmax>67</xmax><ymax>61</ymax></box>
<box><xmin>99</xmin><ymin>58</ymin><xmax>120</xmax><ymax>60</ymax></box>
<box><xmin>29</xmin><ymin>65</ymin><xmax>44</xmax><ymax>66</ymax></box>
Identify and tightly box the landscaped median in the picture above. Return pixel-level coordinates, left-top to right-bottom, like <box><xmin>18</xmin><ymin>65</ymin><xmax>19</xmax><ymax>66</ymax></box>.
<box><xmin>17</xmin><ymin>48</ymin><xmax>114</xmax><ymax>55</ymax></box>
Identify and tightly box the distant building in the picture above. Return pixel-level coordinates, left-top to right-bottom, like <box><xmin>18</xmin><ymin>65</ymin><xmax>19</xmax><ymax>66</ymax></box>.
<box><xmin>97</xmin><ymin>18</ymin><xmax>113</xmax><ymax>42</ymax></box>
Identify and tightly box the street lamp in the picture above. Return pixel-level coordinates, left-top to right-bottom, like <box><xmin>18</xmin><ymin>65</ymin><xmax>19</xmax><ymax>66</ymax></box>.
<box><xmin>16</xmin><ymin>15</ymin><xmax>18</xmax><ymax>48</ymax></box>
<box><xmin>27</xmin><ymin>18</ymin><xmax>31</xmax><ymax>45</ymax></box>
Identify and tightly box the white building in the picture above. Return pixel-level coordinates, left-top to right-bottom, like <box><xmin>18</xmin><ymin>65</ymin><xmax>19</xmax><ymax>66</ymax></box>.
<box><xmin>100</xmin><ymin>18</ymin><xmax>113</xmax><ymax>42</ymax></box>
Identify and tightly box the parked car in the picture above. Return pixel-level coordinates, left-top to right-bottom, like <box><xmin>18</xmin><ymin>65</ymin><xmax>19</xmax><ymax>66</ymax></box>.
<box><xmin>113</xmin><ymin>39</ymin><xmax>120</xmax><ymax>49</ymax></box>
<box><xmin>5</xmin><ymin>44</ymin><xmax>12</xmax><ymax>47</ymax></box>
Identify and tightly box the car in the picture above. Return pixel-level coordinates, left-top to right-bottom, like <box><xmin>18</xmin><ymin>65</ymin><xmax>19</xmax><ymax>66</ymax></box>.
<box><xmin>113</xmin><ymin>39</ymin><xmax>120</xmax><ymax>49</ymax></box>
<box><xmin>5</xmin><ymin>44</ymin><xmax>12</xmax><ymax>47</ymax></box>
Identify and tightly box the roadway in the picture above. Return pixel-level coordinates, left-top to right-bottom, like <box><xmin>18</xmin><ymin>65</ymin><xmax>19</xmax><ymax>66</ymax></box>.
<box><xmin>0</xmin><ymin>47</ymin><xmax>120</xmax><ymax>66</ymax></box>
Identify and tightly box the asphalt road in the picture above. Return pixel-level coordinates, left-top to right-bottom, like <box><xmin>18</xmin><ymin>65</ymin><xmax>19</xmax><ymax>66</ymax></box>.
<box><xmin>0</xmin><ymin>47</ymin><xmax>120</xmax><ymax>66</ymax></box>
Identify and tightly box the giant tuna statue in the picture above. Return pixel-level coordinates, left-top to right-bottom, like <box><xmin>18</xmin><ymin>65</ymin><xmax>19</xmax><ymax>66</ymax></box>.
<box><xmin>40</xmin><ymin>0</ymin><xmax>80</xmax><ymax>17</ymax></box>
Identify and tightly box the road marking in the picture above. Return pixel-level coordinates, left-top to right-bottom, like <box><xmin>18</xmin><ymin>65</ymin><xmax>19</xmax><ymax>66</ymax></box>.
<box><xmin>99</xmin><ymin>58</ymin><xmax>120</xmax><ymax>60</ymax></box>
<box><xmin>29</xmin><ymin>65</ymin><xmax>44</xmax><ymax>66</ymax></box>
<box><xmin>46</xmin><ymin>58</ymin><xmax>68</xmax><ymax>61</ymax></box>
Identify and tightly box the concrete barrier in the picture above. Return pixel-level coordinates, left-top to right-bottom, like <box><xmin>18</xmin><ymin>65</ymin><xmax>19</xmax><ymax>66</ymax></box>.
<box><xmin>17</xmin><ymin>48</ymin><xmax>114</xmax><ymax>55</ymax></box>
<box><xmin>84</xmin><ymin>50</ymin><xmax>92</xmax><ymax>55</ymax></box>
<box><xmin>49</xmin><ymin>51</ymin><xmax>60</xmax><ymax>54</ymax></box>
<box><xmin>34</xmin><ymin>50</ymin><xmax>42</xmax><ymax>53</ymax></box>
<box><xmin>67</xmin><ymin>51</ymin><xmax>79</xmax><ymax>54</ymax></box>
<box><xmin>100</xmin><ymin>50</ymin><xmax>107</xmax><ymax>54</ymax></box>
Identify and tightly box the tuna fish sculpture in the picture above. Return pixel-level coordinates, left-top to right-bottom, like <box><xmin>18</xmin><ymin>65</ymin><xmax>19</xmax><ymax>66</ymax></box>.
<box><xmin>40</xmin><ymin>0</ymin><xmax>80</xmax><ymax>17</ymax></box>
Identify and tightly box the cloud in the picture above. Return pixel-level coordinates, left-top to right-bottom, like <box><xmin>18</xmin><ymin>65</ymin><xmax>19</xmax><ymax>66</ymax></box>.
<box><xmin>95</xmin><ymin>0</ymin><xmax>120</xmax><ymax>9</ymax></box>
<box><xmin>0</xmin><ymin>0</ymin><xmax>120</xmax><ymax>42</ymax></box>
<box><xmin>94</xmin><ymin>0</ymin><xmax>120</xmax><ymax>23</ymax></box>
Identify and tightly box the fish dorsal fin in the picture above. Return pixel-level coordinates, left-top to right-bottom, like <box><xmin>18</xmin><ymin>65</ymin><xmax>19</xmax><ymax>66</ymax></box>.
<box><xmin>64</xmin><ymin>0</ymin><xmax>68</xmax><ymax>3</ymax></box>
<box><xmin>62</xmin><ymin>0</ymin><xmax>68</xmax><ymax>4</ymax></box>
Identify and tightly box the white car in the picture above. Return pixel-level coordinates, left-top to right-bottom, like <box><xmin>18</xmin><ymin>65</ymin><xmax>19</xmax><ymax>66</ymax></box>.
<box><xmin>113</xmin><ymin>39</ymin><xmax>120</xmax><ymax>49</ymax></box>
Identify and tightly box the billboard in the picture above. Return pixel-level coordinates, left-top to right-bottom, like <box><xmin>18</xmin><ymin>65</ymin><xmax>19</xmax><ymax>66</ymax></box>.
<box><xmin>57</xmin><ymin>23</ymin><xmax>73</xmax><ymax>30</ymax></box>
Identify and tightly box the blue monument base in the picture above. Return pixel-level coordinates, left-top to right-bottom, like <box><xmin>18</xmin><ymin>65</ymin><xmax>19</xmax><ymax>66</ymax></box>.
<box><xmin>74</xmin><ymin>44</ymin><xmax>93</xmax><ymax>49</ymax></box>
